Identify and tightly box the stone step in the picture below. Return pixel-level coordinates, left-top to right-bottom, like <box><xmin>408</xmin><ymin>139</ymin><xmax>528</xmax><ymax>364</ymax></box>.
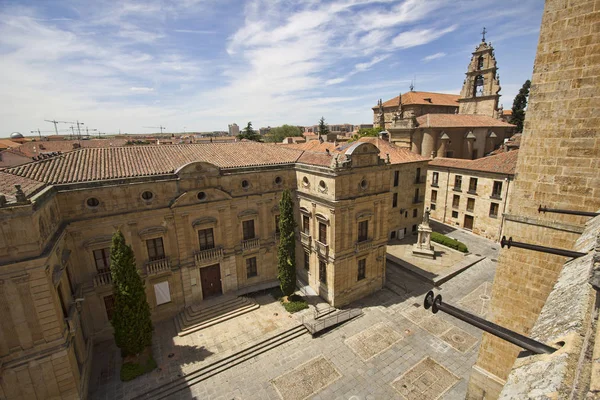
<box><xmin>175</xmin><ymin>297</ymin><xmax>259</xmax><ymax>337</ymax></box>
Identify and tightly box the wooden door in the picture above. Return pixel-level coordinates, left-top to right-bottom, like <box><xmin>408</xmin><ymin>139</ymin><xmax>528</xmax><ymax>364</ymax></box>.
<box><xmin>200</xmin><ymin>264</ymin><xmax>222</xmax><ymax>298</ymax></box>
<box><xmin>464</xmin><ymin>215</ymin><xmax>474</xmax><ymax>230</ymax></box>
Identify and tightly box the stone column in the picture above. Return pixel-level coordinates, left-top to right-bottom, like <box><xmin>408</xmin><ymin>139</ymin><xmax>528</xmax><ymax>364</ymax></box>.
<box><xmin>466</xmin><ymin>137</ymin><xmax>475</xmax><ymax>159</ymax></box>
<box><xmin>439</xmin><ymin>133</ymin><xmax>449</xmax><ymax>158</ymax></box>
<box><xmin>421</xmin><ymin>130</ymin><xmax>435</xmax><ymax>157</ymax></box>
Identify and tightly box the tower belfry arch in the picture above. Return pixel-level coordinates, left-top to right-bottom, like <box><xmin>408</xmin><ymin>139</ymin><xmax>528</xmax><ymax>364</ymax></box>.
<box><xmin>458</xmin><ymin>29</ymin><xmax>502</xmax><ymax>117</ymax></box>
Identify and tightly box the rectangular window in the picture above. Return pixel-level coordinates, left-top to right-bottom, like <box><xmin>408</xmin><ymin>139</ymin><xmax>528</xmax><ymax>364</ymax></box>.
<box><xmin>318</xmin><ymin>222</ymin><xmax>327</xmax><ymax>244</ymax></box>
<box><xmin>452</xmin><ymin>210</ymin><xmax>459</xmax><ymax>218</ymax></box>
<box><xmin>415</xmin><ymin>167</ymin><xmax>421</xmax><ymax>183</ymax></box>
<box><xmin>57</xmin><ymin>283</ymin><xmax>68</xmax><ymax>320</ymax></box>
<box><xmin>492</xmin><ymin>181</ymin><xmax>503</xmax><ymax>198</ymax></box>
<box><xmin>412</xmin><ymin>224</ymin><xmax>417</xmax><ymax>232</ymax></box>
<box><xmin>467</xmin><ymin>198</ymin><xmax>475</xmax><ymax>212</ymax></box>
<box><xmin>358</xmin><ymin>259</ymin><xmax>366</xmax><ymax>281</ymax></box>
<box><xmin>275</xmin><ymin>215</ymin><xmax>280</xmax><ymax>234</ymax></box>
<box><xmin>304</xmin><ymin>251</ymin><xmax>310</xmax><ymax>271</ymax></box>
<box><xmin>393</xmin><ymin>170</ymin><xmax>399</xmax><ymax>187</ymax></box>
<box><xmin>154</xmin><ymin>281</ymin><xmax>171</xmax><ymax>305</ymax></box>
<box><xmin>93</xmin><ymin>248</ymin><xmax>110</xmax><ymax>273</ymax></box>
<box><xmin>246</xmin><ymin>257</ymin><xmax>257</xmax><ymax>278</ymax></box>
<box><xmin>390</xmin><ymin>231</ymin><xmax>396</xmax><ymax>239</ymax></box>
<box><xmin>302</xmin><ymin>215</ymin><xmax>310</xmax><ymax>235</ymax></box>
<box><xmin>242</xmin><ymin>220</ymin><xmax>255</xmax><ymax>240</ymax></box>
<box><xmin>430</xmin><ymin>203</ymin><xmax>436</xmax><ymax>210</ymax></box>
<box><xmin>319</xmin><ymin>260</ymin><xmax>327</xmax><ymax>284</ymax></box>
<box><xmin>198</xmin><ymin>228</ymin><xmax>215</xmax><ymax>250</ymax></box>
<box><xmin>452</xmin><ymin>195</ymin><xmax>460</xmax><ymax>209</ymax></box>
<box><xmin>392</xmin><ymin>193</ymin><xmax>398</xmax><ymax>208</ymax></box>
<box><xmin>431</xmin><ymin>190</ymin><xmax>437</xmax><ymax>203</ymax></box>
<box><xmin>454</xmin><ymin>175</ymin><xmax>462</xmax><ymax>191</ymax></box>
<box><xmin>103</xmin><ymin>295</ymin><xmax>115</xmax><ymax>321</ymax></box>
<box><xmin>146</xmin><ymin>237</ymin><xmax>165</xmax><ymax>261</ymax></box>
<box><xmin>490</xmin><ymin>202</ymin><xmax>500</xmax><ymax>218</ymax></box>
<box><xmin>414</xmin><ymin>188</ymin><xmax>419</xmax><ymax>203</ymax></box>
<box><xmin>469</xmin><ymin>178</ymin><xmax>478</xmax><ymax>193</ymax></box>
<box><xmin>432</xmin><ymin>172</ymin><xmax>439</xmax><ymax>187</ymax></box>
<box><xmin>358</xmin><ymin>220</ymin><xmax>368</xmax><ymax>242</ymax></box>
<box><xmin>413</xmin><ymin>209</ymin><xmax>417</xmax><ymax>218</ymax></box>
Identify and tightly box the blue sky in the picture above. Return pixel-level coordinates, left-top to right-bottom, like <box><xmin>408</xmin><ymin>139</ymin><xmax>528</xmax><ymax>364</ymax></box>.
<box><xmin>0</xmin><ymin>0</ymin><xmax>544</xmax><ymax>135</ymax></box>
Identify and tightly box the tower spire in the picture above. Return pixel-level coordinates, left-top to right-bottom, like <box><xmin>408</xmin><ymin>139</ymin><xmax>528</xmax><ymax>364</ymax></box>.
<box><xmin>481</xmin><ymin>27</ymin><xmax>487</xmax><ymax>42</ymax></box>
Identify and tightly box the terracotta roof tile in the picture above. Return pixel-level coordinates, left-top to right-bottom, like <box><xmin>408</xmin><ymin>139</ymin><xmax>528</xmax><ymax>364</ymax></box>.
<box><xmin>0</xmin><ymin>139</ymin><xmax>22</xmax><ymax>150</ymax></box>
<box><xmin>12</xmin><ymin>139</ymin><xmax>129</xmax><ymax>157</ymax></box>
<box><xmin>0</xmin><ymin>171</ymin><xmax>46</xmax><ymax>202</ymax></box>
<box><xmin>416</xmin><ymin>113</ymin><xmax>516</xmax><ymax>128</ymax></box>
<box><xmin>429</xmin><ymin>150</ymin><xmax>519</xmax><ymax>175</ymax></box>
<box><xmin>373</xmin><ymin>91</ymin><xmax>460</xmax><ymax>109</ymax></box>
<box><xmin>4</xmin><ymin>143</ymin><xmax>303</xmax><ymax>184</ymax></box>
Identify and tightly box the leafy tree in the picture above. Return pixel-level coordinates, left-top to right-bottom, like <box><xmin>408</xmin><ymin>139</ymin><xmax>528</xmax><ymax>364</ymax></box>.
<box><xmin>318</xmin><ymin>117</ymin><xmax>329</xmax><ymax>136</ymax></box>
<box><xmin>237</xmin><ymin>121</ymin><xmax>262</xmax><ymax>142</ymax></box>
<box><xmin>509</xmin><ymin>79</ymin><xmax>531</xmax><ymax>133</ymax></box>
<box><xmin>265</xmin><ymin>125</ymin><xmax>303</xmax><ymax>143</ymax></box>
<box><xmin>277</xmin><ymin>189</ymin><xmax>297</xmax><ymax>297</ymax></box>
<box><xmin>350</xmin><ymin>127</ymin><xmax>382</xmax><ymax>142</ymax></box>
<box><xmin>110</xmin><ymin>230</ymin><xmax>153</xmax><ymax>357</ymax></box>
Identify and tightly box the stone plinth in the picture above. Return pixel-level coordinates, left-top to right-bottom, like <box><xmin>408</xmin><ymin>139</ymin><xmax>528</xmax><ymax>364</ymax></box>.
<box><xmin>412</xmin><ymin>223</ymin><xmax>435</xmax><ymax>259</ymax></box>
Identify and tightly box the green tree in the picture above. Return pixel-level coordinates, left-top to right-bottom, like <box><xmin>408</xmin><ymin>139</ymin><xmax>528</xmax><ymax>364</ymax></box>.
<box><xmin>350</xmin><ymin>127</ymin><xmax>382</xmax><ymax>142</ymax></box>
<box><xmin>318</xmin><ymin>117</ymin><xmax>329</xmax><ymax>136</ymax></box>
<box><xmin>509</xmin><ymin>79</ymin><xmax>531</xmax><ymax>133</ymax></box>
<box><xmin>277</xmin><ymin>189</ymin><xmax>297</xmax><ymax>297</ymax></box>
<box><xmin>237</xmin><ymin>121</ymin><xmax>262</xmax><ymax>142</ymax></box>
<box><xmin>265</xmin><ymin>125</ymin><xmax>303</xmax><ymax>143</ymax></box>
<box><xmin>110</xmin><ymin>230</ymin><xmax>153</xmax><ymax>356</ymax></box>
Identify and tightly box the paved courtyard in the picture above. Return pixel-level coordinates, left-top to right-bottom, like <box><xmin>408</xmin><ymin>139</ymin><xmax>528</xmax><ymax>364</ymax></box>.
<box><xmin>89</xmin><ymin>223</ymin><xmax>499</xmax><ymax>400</ymax></box>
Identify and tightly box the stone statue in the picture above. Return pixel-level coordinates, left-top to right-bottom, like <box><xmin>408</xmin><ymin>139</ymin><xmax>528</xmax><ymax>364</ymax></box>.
<box><xmin>423</xmin><ymin>207</ymin><xmax>430</xmax><ymax>224</ymax></box>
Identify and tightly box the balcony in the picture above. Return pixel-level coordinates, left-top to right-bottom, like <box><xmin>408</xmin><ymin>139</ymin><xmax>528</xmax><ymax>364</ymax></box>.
<box><xmin>491</xmin><ymin>193</ymin><xmax>503</xmax><ymax>200</ymax></box>
<box><xmin>314</xmin><ymin>240</ymin><xmax>329</xmax><ymax>257</ymax></box>
<box><xmin>145</xmin><ymin>257</ymin><xmax>170</xmax><ymax>275</ymax></box>
<box><xmin>194</xmin><ymin>246</ymin><xmax>224</xmax><ymax>266</ymax></box>
<box><xmin>241</xmin><ymin>237</ymin><xmax>260</xmax><ymax>252</ymax></box>
<box><xmin>93</xmin><ymin>271</ymin><xmax>112</xmax><ymax>288</ymax></box>
<box><xmin>355</xmin><ymin>240</ymin><xmax>373</xmax><ymax>253</ymax></box>
<box><xmin>453</xmin><ymin>186</ymin><xmax>462</xmax><ymax>192</ymax></box>
<box><xmin>414</xmin><ymin>175</ymin><xmax>426</xmax><ymax>184</ymax></box>
<box><xmin>300</xmin><ymin>232</ymin><xmax>312</xmax><ymax>247</ymax></box>
<box><xmin>412</xmin><ymin>196</ymin><xmax>424</xmax><ymax>204</ymax></box>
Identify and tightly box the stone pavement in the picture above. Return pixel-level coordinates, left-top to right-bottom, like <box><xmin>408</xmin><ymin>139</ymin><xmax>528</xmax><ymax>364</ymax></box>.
<box><xmin>89</xmin><ymin>226</ymin><xmax>499</xmax><ymax>400</ymax></box>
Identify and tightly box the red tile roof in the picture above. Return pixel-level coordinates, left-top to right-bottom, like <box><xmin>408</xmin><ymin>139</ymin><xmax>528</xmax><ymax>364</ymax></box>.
<box><xmin>0</xmin><ymin>171</ymin><xmax>46</xmax><ymax>202</ymax></box>
<box><xmin>373</xmin><ymin>91</ymin><xmax>460</xmax><ymax>109</ymax></box>
<box><xmin>429</xmin><ymin>150</ymin><xmax>519</xmax><ymax>175</ymax></box>
<box><xmin>416</xmin><ymin>114</ymin><xmax>516</xmax><ymax>128</ymax></box>
<box><xmin>0</xmin><ymin>139</ymin><xmax>22</xmax><ymax>150</ymax></box>
<box><xmin>5</xmin><ymin>143</ymin><xmax>304</xmax><ymax>184</ymax></box>
<box><xmin>11</xmin><ymin>139</ymin><xmax>129</xmax><ymax>157</ymax></box>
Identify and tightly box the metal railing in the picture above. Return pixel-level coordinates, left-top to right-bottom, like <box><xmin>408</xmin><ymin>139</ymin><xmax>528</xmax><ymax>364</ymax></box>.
<box><xmin>424</xmin><ymin>291</ymin><xmax>557</xmax><ymax>355</ymax></box>
<box><xmin>538</xmin><ymin>205</ymin><xmax>599</xmax><ymax>217</ymax></box>
<box><xmin>355</xmin><ymin>240</ymin><xmax>373</xmax><ymax>253</ymax></box>
<box><xmin>145</xmin><ymin>257</ymin><xmax>170</xmax><ymax>275</ymax></box>
<box><xmin>413</xmin><ymin>196</ymin><xmax>424</xmax><ymax>204</ymax></box>
<box><xmin>501</xmin><ymin>236</ymin><xmax>586</xmax><ymax>259</ymax></box>
<box><xmin>194</xmin><ymin>247</ymin><xmax>224</xmax><ymax>265</ymax></box>
<box><xmin>415</xmin><ymin>175</ymin><xmax>426</xmax><ymax>184</ymax></box>
<box><xmin>93</xmin><ymin>271</ymin><xmax>112</xmax><ymax>287</ymax></box>
<box><xmin>242</xmin><ymin>237</ymin><xmax>260</xmax><ymax>251</ymax></box>
<box><xmin>303</xmin><ymin>308</ymin><xmax>363</xmax><ymax>335</ymax></box>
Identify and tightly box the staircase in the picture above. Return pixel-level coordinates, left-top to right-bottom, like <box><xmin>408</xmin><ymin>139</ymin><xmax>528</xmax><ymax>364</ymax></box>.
<box><xmin>132</xmin><ymin>325</ymin><xmax>308</xmax><ymax>400</ymax></box>
<box><xmin>175</xmin><ymin>296</ymin><xmax>259</xmax><ymax>337</ymax></box>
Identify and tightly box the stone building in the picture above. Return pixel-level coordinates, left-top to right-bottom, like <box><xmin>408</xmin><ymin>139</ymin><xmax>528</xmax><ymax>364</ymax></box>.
<box><xmin>466</xmin><ymin>0</ymin><xmax>600</xmax><ymax>398</ymax></box>
<box><xmin>373</xmin><ymin>36</ymin><xmax>515</xmax><ymax>159</ymax></box>
<box><xmin>424</xmin><ymin>150</ymin><xmax>518</xmax><ymax>241</ymax></box>
<box><xmin>0</xmin><ymin>139</ymin><xmax>426</xmax><ymax>399</ymax></box>
<box><xmin>227</xmin><ymin>123</ymin><xmax>239</xmax><ymax>136</ymax></box>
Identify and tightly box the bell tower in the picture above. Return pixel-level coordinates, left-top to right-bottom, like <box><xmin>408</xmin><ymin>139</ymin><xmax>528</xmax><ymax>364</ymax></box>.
<box><xmin>458</xmin><ymin>28</ymin><xmax>501</xmax><ymax>117</ymax></box>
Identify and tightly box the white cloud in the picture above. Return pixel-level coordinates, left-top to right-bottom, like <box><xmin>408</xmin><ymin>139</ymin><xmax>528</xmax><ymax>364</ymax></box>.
<box><xmin>392</xmin><ymin>25</ymin><xmax>458</xmax><ymax>49</ymax></box>
<box><xmin>422</xmin><ymin>52</ymin><xmax>446</xmax><ymax>62</ymax></box>
<box><xmin>130</xmin><ymin>87</ymin><xmax>155</xmax><ymax>92</ymax></box>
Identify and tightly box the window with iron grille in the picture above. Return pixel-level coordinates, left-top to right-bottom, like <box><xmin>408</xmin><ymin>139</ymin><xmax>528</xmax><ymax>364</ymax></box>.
<box><xmin>358</xmin><ymin>259</ymin><xmax>366</xmax><ymax>281</ymax></box>
<box><xmin>319</xmin><ymin>260</ymin><xmax>327</xmax><ymax>284</ymax></box>
<box><xmin>452</xmin><ymin>211</ymin><xmax>459</xmax><ymax>218</ymax></box>
<box><xmin>467</xmin><ymin>198</ymin><xmax>475</xmax><ymax>213</ymax></box>
<box><xmin>302</xmin><ymin>215</ymin><xmax>310</xmax><ymax>235</ymax></box>
<box><xmin>452</xmin><ymin>195</ymin><xmax>460</xmax><ymax>209</ymax></box>
<box><xmin>490</xmin><ymin>202</ymin><xmax>500</xmax><ymax>218</ymax></box>
<box><xmin>304</xmin><ymin>251</ymin><xmax>310</xmax><ymax>270</ymax></box>
<box><xmin>492</xmin><ymin>181</ymin><xmax>503</xmax><ymax>198</ymax></box>
<box><xmin>198</xmin><ymin>228</ymin><xmax>215</xmax><ymax>250</ymax></box>
<box><xmin>469</xmin><ymin>177</ymin><xmax>478</xmax><ymax>193</ymax></box>
<box><xmin>146</xmin><ymin>237</ymin><xmax>165</xmax><ymax>261</ymax></box>
<box><xmin>358</xmin><ymin>220</ymin><xmax>368</xmax><ymax>242</ymax></box>
<box><xmin>454</xmin><ymin>175</ymin><xmax>462</xmax><ymax>190</ymax></box>
<box><xmin>93</xmin><ymin>248</ymin><xmax>110</xmax><ymax>273</ymax></box>
<box><xmin>431</xmin><ymin>190</ymin><xmax>437</xmax><ymax>203</ymax></box>
<box><xmin>242</xmin><ymin>220</ymin><xmax>255</xmax><ymax>240</ymax></box>
<box><xmin>432</xmin><ymin>172</ymin><xmax>439</xmax><ymax>186</ymax></box>
<box><xmin>246</xmin><ymin>257</ymin><xmax>257</xmax><ymax>278</ymax></box>
<box><xmin>430</xmin><ymin>203</ymin><xmax>436</xmax><ymax>210</ymax></box>
<box><xmin>318</xmin><ymin>222</ymin><xmax>327</xmax><ymax>244</ymax></box>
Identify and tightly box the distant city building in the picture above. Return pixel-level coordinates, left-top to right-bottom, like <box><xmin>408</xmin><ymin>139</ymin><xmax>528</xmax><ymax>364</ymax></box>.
<box><xmin>228</xmin><ymin>123</ymin><xmax>240</xmax><ymax>136</ymax></box>
<box><xmin>259</xmin><ymin>126</ymin><xmax>271</xmax><ymax>135</ymax></box>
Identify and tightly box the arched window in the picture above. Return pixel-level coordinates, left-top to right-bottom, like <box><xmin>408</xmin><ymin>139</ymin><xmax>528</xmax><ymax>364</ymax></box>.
<box><xmin>477</xmin><ymin>55</ymin><xmax>484</xmax><ymax>70</ymax></box>
<box><xmin>473</xmin><ymin>75</ymin><xmax>484</xmax><ymax>97</ymax></box>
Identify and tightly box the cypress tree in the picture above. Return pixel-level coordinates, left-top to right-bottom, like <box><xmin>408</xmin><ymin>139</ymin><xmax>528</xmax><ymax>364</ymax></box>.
<box><xmin>318</xmin><ymin>117</ymin><xmax>329</xmax><ymax>136</ymax></box>
<box><xmin>277</xmin><ymin>189</ymin><xmax>297</xmax><ymax>297</ymax></box>
<box><xmin>509</xmin><ymin>79</ymin><xmax>531</xmax><ymax>133</ymax></box>
<box><xmin>110</xmin><ymin>230</ymin><xmax>153</xmax><ymax>356</ymax></box>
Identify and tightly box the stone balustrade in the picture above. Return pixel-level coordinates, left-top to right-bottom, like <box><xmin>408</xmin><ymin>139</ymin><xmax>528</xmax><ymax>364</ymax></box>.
<box><xmin>145</xmin><ymin>257</ymin><xmax>171</xmax><ymax>275</ymax></box>
<box><xmin>300</xmin><ymin>232</ymin><xmax>312</xmax><ymax>247</ymax></box>
<box><xmin>355</xmin><ymin>239</ymin><xmax>373</xmax><ymax>253</ymax></box>
<box><xmin>315</xmin><ymin>240</ymin><xmax>329</xmax><ymax>257</ymax></box>
<box><xmin>242</xmin><ymin>237</ymin><xmax>260</xmax><ymax>252</ymax></box>
<box><xmin>194</xmin><ymin>247</ymin><xmax>224</xmax><ymax>266</ymax></box>
<box><xmin>93</xmin><ymin>271</ymin><xmax>112</xmax><ymax>287</ymax></box>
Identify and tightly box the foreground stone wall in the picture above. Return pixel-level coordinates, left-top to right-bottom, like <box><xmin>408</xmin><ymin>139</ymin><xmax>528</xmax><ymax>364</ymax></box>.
<box><xmin>467</xmin><ymin>0</ymin><xmax>600</xmax><ymax>398</ymax></box>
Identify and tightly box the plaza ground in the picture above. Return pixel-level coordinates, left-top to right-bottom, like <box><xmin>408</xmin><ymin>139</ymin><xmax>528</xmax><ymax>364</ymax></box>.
<box><xmin>89</xmin><ymin>222</ymin><xmax>499</xmax><ymax>400</ymax></box>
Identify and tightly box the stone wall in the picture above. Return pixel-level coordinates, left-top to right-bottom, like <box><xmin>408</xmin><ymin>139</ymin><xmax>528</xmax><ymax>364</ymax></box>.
<box><xmin>467</xmin><ymin>0</ymin><xmax>600</xmax><ymax>398</ymax></box>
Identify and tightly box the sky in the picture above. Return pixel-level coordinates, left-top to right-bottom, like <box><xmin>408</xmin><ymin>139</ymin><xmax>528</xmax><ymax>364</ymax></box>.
<box><xmin>0</xmin><ymin>0</ymin><xmax>545</xmax><ymax>135</ymax></box>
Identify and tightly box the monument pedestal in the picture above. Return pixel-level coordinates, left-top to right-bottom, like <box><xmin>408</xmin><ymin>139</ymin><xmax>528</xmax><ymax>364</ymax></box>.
<box><xmin>412</xmin><ymin>214</ymin><xmax>435</xmax><ymax>259</ymax></box>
